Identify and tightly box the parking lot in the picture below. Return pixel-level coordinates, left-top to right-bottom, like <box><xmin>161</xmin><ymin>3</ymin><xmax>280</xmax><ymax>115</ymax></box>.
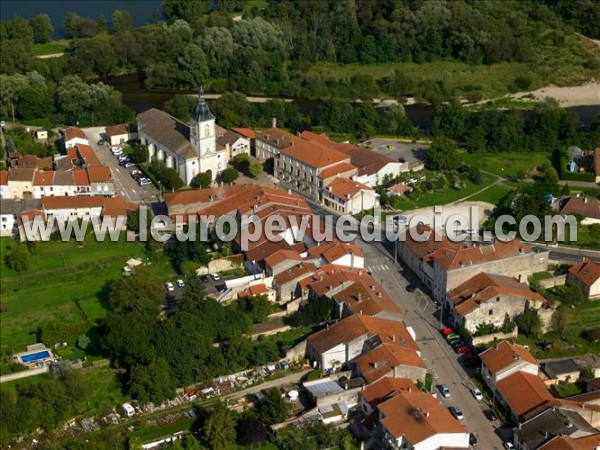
<box><xmin>83</xmin><ymin>127</ymin><xmax>160</xmax><ymax>205</ymax></box>
<box><xmin>362</xmin><ymin>138</ymin><xmax>428</xmax><ymax>165</ymax></box>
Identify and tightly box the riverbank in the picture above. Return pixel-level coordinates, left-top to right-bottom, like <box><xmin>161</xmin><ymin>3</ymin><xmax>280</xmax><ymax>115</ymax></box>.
<box><xmin>508</xmin><ymin>81</ymin><xmax>600</xmax><ymax>107</ymax></box>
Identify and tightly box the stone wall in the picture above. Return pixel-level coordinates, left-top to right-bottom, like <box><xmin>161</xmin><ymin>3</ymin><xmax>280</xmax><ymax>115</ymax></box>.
<box><xmin>471</xmin><ymin>327</ymin><xmax>519</xmax><ymax>346</ymax></box>
<box><xmin>196</xmin><ymin>254</ymin><xmax>243</xmax><ymax>275</ymax></box>
<box><xmin>538</xmin><ymin>274</ymin><xmax>567</xmax><ymax>289</ymax></box>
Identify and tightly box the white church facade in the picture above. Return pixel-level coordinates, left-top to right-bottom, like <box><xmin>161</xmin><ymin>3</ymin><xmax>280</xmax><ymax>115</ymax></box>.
<box><xmin>136</xmin><ymin>89</ymin><xmax>248</xmax><ymax>185</ymax></box>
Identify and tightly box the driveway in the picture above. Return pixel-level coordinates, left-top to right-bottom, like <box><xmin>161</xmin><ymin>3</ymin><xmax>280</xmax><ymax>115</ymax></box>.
<box><xmin>82</xmin><ymin>127</ymin><xmax>160</xmax><ymax>206</ymax></box>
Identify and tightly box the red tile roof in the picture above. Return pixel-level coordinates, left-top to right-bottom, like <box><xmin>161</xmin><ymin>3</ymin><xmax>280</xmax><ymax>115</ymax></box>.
<box><xmin>569</xmin><ymin>258</ymin><xmax>600</xmax><ymax>289</ymax></box>
<box><xmin>434</xmin><ymin>241</ymin><xmax>533</xmax><ymax>271</ymax></box>
<box><xmin>76</xmin><ymin>143</ymin><xmax>102</xmax><ymax>167</ymax></box>
<box><xmin>355</xmin><ymin>343</ymin><xmax>424</xmax><ymax>384</ymax></box>
<box><xmin>377</xmin><ymin>387</ymin><xmax>466</xmax><ymax>443</ymax></box>
<box><xmin>324</xmin><ymin>177</ymin><xmax>372</xmax><ymax>199</ymax></box>
<box><xmin>8</xmin><ymin>167</ymin><xmax>35</xmax><ymax>182</ymax></box>
<box><xmin>17</xmin><ymin>209</ymin><xmax>46</xmax><ymax>225</ymax></box>
<box><xmin>274</xmin><ymin>262</ymin><xmax>318</xmax><ymax>286</ymax></box>
<box><xmin>64</xmin><ymin>127</ymin><xmax>87</xmax><ymax>141</ymax></box>
<box><xmin>448</xmin><ymin>272</ymin><xmax>548</xmax><ymax>317</ymax></box>
<box><xmin>73</xmin><ymin>170</ymin><xmax>90</xmax><ymax>186</ymax></box>
<box><xmin>333</xmin><ymin>277</ymin><xmax>402</xmax><ymax>317</ymax></box>
<box><xmin>317</xmin><ymin>163</ymin><xmax>357</xmax><ymax>181</ymax></box>
<box><xmin>480</xmin><ymin>340</ymin><xmax>538</xmax><ymax>375</ymax></box>
<box><xmin>308</xmin><ymin>314</ymin><xmax>418</xmax><ymax>355</ymax></box>
<box><xmin>281</xmin><ymin>139</ymin><xmax>350</xmax><ymax>169</ymax></box>
<box><xmin>87</xmin><ymin>166</ymin><xmax>112</xmax><ymax>183</ymax></box>
<box><xmin>361</xmin><ymin>377</ymin><xmax>418</xmax><ymax>408</ymax></box>
<box><xmin>538</xmin><ymin>433</ymin><xmax>600</xmax><ymax>450</ymax></box>
<box><xmin>496</xmin><ymin>371</ymin><xmax>553</xmax><ymax>419</ymax></box>
<box><xmin>264</xmin><ymin>249</ymin><xmax>302</xmax><ymax>267</ymax></box>
<box><xmin>33</xmin><ymin>171</ymin><xmax>54</xmax><ymax>186</ymax></box>
<box><xmin>237</xmin><ymin>284</ymin><xmax>269</xmax><ymax>298</ymax></box>
<box><xmin>231</xmin><ymin>127</ymin><xmax>256</xmax><ymax>139</ymax></box>
<box><xmin>0</xmin><ymin>170</ymin><xmax>9</xmax><ymax>185</ymax></box>
<box><xmin>104</xmin><ymin>123</ymin><xmax>129</xmax><ymax>136</ymax></box>
<box><xmin>388</xmin><ymin>183</ymin><xmax>412</xmax><ymax>194</ymax></box>
<box><xmin>255</xmin><ymin>127</ymin><xmax>297</xmax><ymax>149</ymax></box>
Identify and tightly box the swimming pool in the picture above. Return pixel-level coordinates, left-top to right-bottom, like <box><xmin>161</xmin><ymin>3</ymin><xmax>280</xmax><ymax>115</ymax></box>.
<box><xmin>20</xmin><ymin>350</ymin><xmax>51</xmax><ymax>363</ymax></box>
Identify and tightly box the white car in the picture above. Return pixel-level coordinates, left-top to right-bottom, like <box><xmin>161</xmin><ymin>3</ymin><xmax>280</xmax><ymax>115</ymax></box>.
<box><xmin>112</xmin><ymin>149</ymin><xmax>123</xmax><ymax>156</ymax></box>
<box><xmin>165</xmin><ymin>282</ymin><xmax>174</xmax><ymax>292</ymax></box>
<box><xmin>176</xmin><ymin>279</ymin><xmax>185</xmax><ymax>288</ymax></box>
<box><xmin>471</xmin><ymin>388</ymin><xmax>483</xmax><ymax>401</ymax></box>
<box><xmin>211</xmin><ymin>273</ymin><xmax>221</xmax><ymax>281</ymax></box>
<box><xmin>504</xmin><ymin>442</ymin><xmax>515</xmax><ymax>450</ymax></box>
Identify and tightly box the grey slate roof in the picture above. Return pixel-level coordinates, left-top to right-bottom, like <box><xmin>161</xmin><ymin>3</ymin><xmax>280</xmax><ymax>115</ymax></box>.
<box><xmin>137</xmin><ymin>109</ymin><xmax>197</xmax><ymax>159</ymax></box>
<box><xmin>1</xmin><ymin>198</ymin><xmax>42</xmax><ymax>215</ymax></box>
<box><xmin>191</xmin><ymin>88</ymin><xmax>215</xmax><ymax>122</ymax></box>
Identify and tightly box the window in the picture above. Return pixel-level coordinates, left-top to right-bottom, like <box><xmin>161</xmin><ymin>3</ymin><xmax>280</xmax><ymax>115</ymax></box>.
<box><xmin>489</xmin><ymin>309</ymin><xmax>493</xmax><ymax>315</ymax></box>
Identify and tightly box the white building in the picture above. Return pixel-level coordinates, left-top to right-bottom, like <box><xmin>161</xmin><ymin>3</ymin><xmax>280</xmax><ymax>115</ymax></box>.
<box><xmin>137</xmin><ymin>88</ymin><xmax>229</xmax><ymax>185</ymax></box>
<box><xmin>63</xmin><ymin>127</ymin><xmax>89</xmax><ymax>149</ymax></box>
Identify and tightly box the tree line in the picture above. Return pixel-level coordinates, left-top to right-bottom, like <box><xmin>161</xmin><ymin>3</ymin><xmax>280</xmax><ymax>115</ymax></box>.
<box><xmin>2</xmin><ymin>1</ymin><xmax>599</xmax><ymax>104</ymax></box>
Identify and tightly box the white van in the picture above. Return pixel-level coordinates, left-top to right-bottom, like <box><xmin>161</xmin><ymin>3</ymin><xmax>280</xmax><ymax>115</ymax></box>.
<box><xmin>122</xmin><ymin>403</ymin><xmax>135</xmax><ymax>418</ymax></box>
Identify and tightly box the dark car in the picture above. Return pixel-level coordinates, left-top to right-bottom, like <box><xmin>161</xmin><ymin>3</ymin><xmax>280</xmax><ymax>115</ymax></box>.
<box><xmin>97</xmin><ymin>139</ymin><xmax>105</xmax><ymax>145</ymax></box>
<box><xmin>406</xmin><ymin>284</ymin><xmax>417</xmax><ymax>292</ymax></box>
<box><xmin>483</xmin><ymin>409</ymin><xmax>498</xmax><ymax>422</ymax></box>
<box><xmin>469</xmin><ymin>434</ymin><xmax>478</xmax><ymax>446</ymax></box>
<box><xmin>455</xmin><ymin>345</ymin><xmax>470</xmax><ymax>354</ymax></box>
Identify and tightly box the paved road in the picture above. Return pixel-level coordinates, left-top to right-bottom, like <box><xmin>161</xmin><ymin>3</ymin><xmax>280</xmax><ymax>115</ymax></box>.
<box><xmin>306</xmin><ymin>200</ymin><xmax>505</xmax><ymax>449</ymax></box>
<box><xmin>531</xmin><ymin>243</ymin><xmax>600</xmax><ymax>264</ymax></box>
<box><xmin>82</xmin><ymin>127</ymin><xmax>160</xmax><ymax>205</ymax></box>
<box><xmin>225</xmin><ymin>369</ymin><xmax>311</xmax><ymax>402</ymax></box>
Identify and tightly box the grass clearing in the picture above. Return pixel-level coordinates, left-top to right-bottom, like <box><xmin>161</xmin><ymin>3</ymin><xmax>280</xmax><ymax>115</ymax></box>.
<box><xmin>469</xmin><ymin>184</ymin><xmax>513</xmax><ymax>204</ymax></box>
<box><xmin>0</xmin><ymin>236</ymin><xmax>175</xmax><ymax>371</ymax></box>
<box><xmin>32</xmin><ymin>39</ymin><xmax>69</xmax><ymax>56</ymax></box>
<box><xmin>460</xmin><ymin>152</ymin><xmax>551</xmax><ymax>178</ymax></box>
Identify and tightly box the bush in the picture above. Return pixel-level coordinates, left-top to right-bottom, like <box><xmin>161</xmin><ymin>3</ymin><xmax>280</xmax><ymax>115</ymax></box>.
<box><xmin>514</xmin><ymin>76</ymin><xmax>532</xmax><ymax>90</ymax></box>
<box><xmin>77</xmin><ymin>335</ymin><xmax>91</xmax><ymax>350</ymax></box>
<box><xmin>583</xmin><ymin>327</ymin><xmax>600</xmax><ymax>343</ymax></box>
<box><xmin>5</xmin><ymin>245</ymin><xmax>30</xmax><ymax>272</ymax></box>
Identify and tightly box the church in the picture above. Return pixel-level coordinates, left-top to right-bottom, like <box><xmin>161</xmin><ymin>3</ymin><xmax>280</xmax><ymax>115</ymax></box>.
<box><xmin>136</xmin><ymin>89</ymin><xmax>250</xmax><ymax>185</ymax></box>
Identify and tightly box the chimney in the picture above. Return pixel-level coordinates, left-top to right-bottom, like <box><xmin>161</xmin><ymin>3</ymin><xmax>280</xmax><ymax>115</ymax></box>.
<box><xmin>425</xmin><ymin>411</ymin><xmax>430</xmax><ymax>418</ymax></box>
<box><xmin>357</xmin><ymin>293</ymin><xmax>362</xmax><ymax>303</ymax></box>
<box><xmin>584</xmin><ymin>197</ymin><xmax>588</xmax><ymax>203</ymax></box>
<box><xmin>391</xmin><ymin>335</ymin><xmax>396</xmax><ymax>342</ymax></box>
<box><xmin>377</xmin><ymin>292</ymin><xmax>382</xmax><ymax>297</ymax></box>
<box><xmin>407</xmin><ymin>387</ymin><xmax>412</xmax><ymax>393</ymax></box>
<box><xmin>373</xmin><ymin>361</ymin><xmax>379</xmax><ymax>369</ymax></box>
<box><xmin>370</xmin><ymin>285</ymin><xmax>375</xmax><ymax>290</ymax></box>
<box><xmin>272</xmin><ymin>117</ymin><xmax>277</xmax><ymax>128</ymax></box>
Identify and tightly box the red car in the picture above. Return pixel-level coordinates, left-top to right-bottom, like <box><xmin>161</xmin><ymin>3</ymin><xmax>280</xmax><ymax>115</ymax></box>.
<box><xmin>455</xmin><ymin>345</ymin><xmax>470</xmax><ymax>354</ymax></box>
<box><xmin>441</xmin><ymin>327</ymin><xmax>454</xmax><ymax>336</ymax></box>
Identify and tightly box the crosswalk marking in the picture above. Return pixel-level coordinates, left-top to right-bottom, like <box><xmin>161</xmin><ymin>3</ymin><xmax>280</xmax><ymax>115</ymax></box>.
<box><xmin>367</xmin><ymin>264</ymin><xmax>390</xmax><ymax>272</ymax></box>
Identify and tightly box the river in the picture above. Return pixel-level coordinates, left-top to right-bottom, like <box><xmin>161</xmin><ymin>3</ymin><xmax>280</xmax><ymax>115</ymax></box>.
<box><xmin>0</xmin><ymin>0</ymin><xmax>162</xmax><ymax>37</ymax></box>
<box><xmin>105</xmin><ymin>73</ymin><xmax>599</xmax><ymax>130</ymax></box>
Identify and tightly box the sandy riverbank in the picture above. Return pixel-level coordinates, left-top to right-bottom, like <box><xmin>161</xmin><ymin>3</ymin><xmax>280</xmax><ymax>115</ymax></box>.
<box><xmin>510</xmin><ymin>82</ymin><xmax>600</xmax><ymax>107</ymax></box>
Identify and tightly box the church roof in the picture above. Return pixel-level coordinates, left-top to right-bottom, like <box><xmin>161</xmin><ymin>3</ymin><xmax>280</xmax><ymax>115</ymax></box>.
<box><xmin>191</xmin><ymin>88</ymin><xmax>215</xmax><ymax>122</ymax></box>
<box><xmin>137</xmin><ymin>109</ymin><xmax>197</xmax><ymax>160</ymax></box>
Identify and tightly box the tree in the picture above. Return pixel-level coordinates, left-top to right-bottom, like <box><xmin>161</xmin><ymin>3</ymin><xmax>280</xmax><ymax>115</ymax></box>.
<box><xmin>431</xmin><ymin>102</ymin><xmax>467</xmax><ymax>139</ymax></box>
<box><xmin>248</xmin><ymin>161</ymin><xmax>264</xmax><ymax>178</ymax></box>
<box><xmin>111</xmin><ymin>10</ymin><xmax>132</xmax><ymax>33</ymax></box>
<box><xmin>108</xmin><ymin>266</ymin><xmax>164</xmax><ymax>315</ymax></box>
<box><xmin>191</xmin><ymin>172</ymin><xmax>212</xmax><ymax>189</ymax></box>
<box><xmin>552</xmin><ymin>306</ymin><xmax>570</xmax><ymax>336</ymax></box>
<box><xmin>426</xmin><ymin>137</ymin><xmax>459</xmax><ymax>171</ymax></box>
<box><xmin>130</xmin><ymin>144</ymin><xmax>148</xmax><ymax>164</ymax></box>
<box><xmin>16</xmin><ymin>86</ymin><xmax>53</xmax><ymax>120</ymax></box>
<box><xmin>129</xmin><ymin>358</ymin><xmax>177</xmax><ymax>404</ymax></box>
<box><xmin>515</xmin><ymin>306</ymin><xmax>542</xmax><ymax>338</ymax></box>
<box><xmin>5</xmin><ymin>245</ymin><xmax>30</xmax><ymax>272</ymax></box>
<box><xmin>29</xmin><ymin>14</ymin><xmax>53</xmax><ymax>43</ymax></box>
<box><xmin>219</xmin><ymin>168</ymin><xmax>239</xmax><ymax>185</ymax></box>
<box><xmin>257</xmin><ymin>388</ymin><xmax>288</xmax><ymax>425</ymax></box>
<box><xmin>545</xmin><ymin>166</ymin><xmax>559</xmax><ymax>183</ymax></box>
<box><xmin>236</xmin><ymin>417</ymin><xmax>268</xmax><ymax>446</ymax></box>
<box><xmin>203</xmin><ymin>404</ymin><xmax>237</xmax><ymax>450</ymax></box>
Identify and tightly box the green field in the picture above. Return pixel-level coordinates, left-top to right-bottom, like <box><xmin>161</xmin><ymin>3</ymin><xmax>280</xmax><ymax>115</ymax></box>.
<box><xmin>309</xmin><ymin>33</ymin><xmax>600</xmax><ymax>100</ymax></box>
<box><xmin>32</xmin><ymin>39</ymin><xmax>69</xmax><ymax>56</ymax></box>
<box><xmin>517</xmin><ymin>299</ymin><xmax>600</xmax><ymax>359</ymax></box>
<box><xmin>0</xmin><ymin>236</ymin><xmax>174</xmax><ymax>371</ymax></box>
<box><xmin>459</xmin><ymin>152</ymin><xmax>551</xmax><ymax>179</ymax></box>
<box><xmin>469</xmin><ymin>184</ymin><xmax>514</xmax><ymax>204</ymax></box>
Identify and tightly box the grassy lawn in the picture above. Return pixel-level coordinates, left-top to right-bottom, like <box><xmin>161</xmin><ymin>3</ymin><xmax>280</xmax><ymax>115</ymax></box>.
<box><xmin>32</xmin><ymin>39</ymin><xmax>69</xmax><ymax>56</ymax></box>
<box><xmin>460</xmin><ymin>152</ymin><xmax>550</xmax><ymax>178</ymax></box>
<box><xmin>563</xmin><ymin>224</ymin><xmax>600</xmax><ymax>250</ymax></box>
<box><xmin>391</xmin><ymin>173</ymin><xmax>496</xmax><ymax>210</ymax></box>
<box><xmin>516</xmin><ymin>300</ymin><xmax>600</xmax><ymax>359</ymax></box>
<box><xmin>0</xmin><ymin>236</ymin><xmax>175</xmax><ymax>370</ymax></box>
<box><xmin>129</xmin><ymin>417</ymin><xmax>196</xmax><ymax>443</ymax></box>
<box><xmin>469</xmin><ymin>184</ymin><xmax>513</xmax><ymax>204</ymax></box>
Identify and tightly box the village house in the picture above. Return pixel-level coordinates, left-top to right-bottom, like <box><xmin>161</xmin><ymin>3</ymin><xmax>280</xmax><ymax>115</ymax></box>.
<box><xmin>357</xmin><ymin>377</ymin><xmax>469</xmax><ymax>450</ymax></box>
<box><xmin>321</xmin><ymin>177</ymin><xmax>378</xmax><ymax>214</ymax></box>
<box><xmin>567</xmin><ymin>258</ymin><xmax>600</xmax><ymax>299</ymax></box>
<box><xmin>104</xmin><ymin>123</ymin><xmax>136</xmax><ymax>146</ymax></box>
<box><xmin>300</xmin><ymin>131</ymin><xmax>408</xmax><ymax>186</ymax></box>
<box><xmin>387</xmin><ymin>183</ymin><xmax>413</xmax><ymax>197</ymax></box>
<box><xmin>137</xmin><ymin>89</ymin><xmax>229</xmax><ymax>185</ymax></box>
<box><xmin>397</xmin><ymin>225</ymin><xmax>550</xmax><ymax>301</ymax></box>
<box><xmin>304</xmin><ymin>241</ymin><xmax>365</xmax><ymax>269</ymax></box>
<box><xmin>1</xmin><ymin>170</ymin><xmax>9</xmax><ymax>199</ymax></box>
<box><xmin>0</xmin><ymin>199</ymin><xmax>42</xmax><ymax>237</ymax></box>
<box><xmin>215</xmin><ymin>125</ymin><xmax>251</xmax><ymax>158</ymax></box>
<box><xmin>537</xmin><ymin>433</ymin><xmax>600</xmax><ymax>450</ymax></box>
<box><xmin>560</xmin><ymin>196</ymin><xmax>600</xmax><ymax>225</ymax></box>
<box><xmin>480</xmin><ymin>340</ymin><xmax>539</xmax><ymax>391</ymax></box>
<box><xmin>63</xmin><ymin>127</ymin><xmax>88</xmax><ymax>149</ymax></box>
<box><xmin>496</xmin><ymin>370</ymin><xmax>554</xmax><ymax>423</ymax></box>
<box><xmin>446</xmin><ymin>272</ymin><xmax>553</xmax><ymax>333</ymax></box>
<box><xmin>231</xmin><ymin>127</ymin><xmax>256</xmax><ymax>155</ymax></box>
<box><xmin>514</xmin><ymin>406</ymin><xmax>599</xmax><ymax>450</ymax></box>
<box><xmin>305</xmin><ymin>313</ymin><xmax>418</xmax><ymax>371</ymax></box>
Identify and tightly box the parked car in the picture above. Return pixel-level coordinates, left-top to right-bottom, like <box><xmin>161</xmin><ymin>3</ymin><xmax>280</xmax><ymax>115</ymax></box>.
<box><xmin>441</xmin><ymin>327</ymin><xmax>454</xmax><ymax>336</ymax></box>
<box><xmin>446</xmin><ymin>333</ymin><xmax>460</xmax><ymax>341</ymax></box>
<box><xmin>176</xmin><ymin>279</ymin><xmax>185</xmax><ymax>288</ymax></box>
<box><xmin>139</xmin><ymin>179</ymin><xmax>152</xmax><ymax>186</ymax></box>
<box><xmin>211</xmin><ymin>273</ymin><xmax>221</xmax><ymax>281</ymax></box>
<box><xmin>471</xmin><ymin>388</ymin><xmax>483</xmax><ymax>401</ymax></box>
<box><xmin>503</xmin><ymin>442</ymin><xmax>515</xmax><ymax>450</ymax></box>
<box><xmin>483</xmin><ymin>409</ymin><xmax>498</xmax><ymax>422</ymax></box>
<box><xmin>97</xmin><ymin>139</ymin><xmax>105</xmax><ymax>145</ymax></box>
<box><xmin>406</xmin><ymin>284</ymin><xmax>417</xmax><ymax>292</ymax></box>
<box><xmin>469</xmin><ymin>434</ymin><xmax>478</xmax><ymax>446</ymax></box>
<box><xmin>118</xmin><ymin>154</ymin><xmax>129</xmax><ymax>162</ymax></box>
<box><xmin>449</xmin><ymin>406</ymin><xmax>464</xmax><ymax>420</ymax></box>
<box><xmin>112</xmin><ymin>149</ymin><xmax>123</xmax><ymax>156</ymax></box>
<box><xmin>449</xmin><ymin>339</ymin><xmax>464</xmax><ymax>347</ymax></box>
<box><xmin>165</xmin><ymin>282</ymin><xmax>174</xmax><ymax>292</ymax></box>
<box><xmin>438</xmin><ymin>384</ymin><xmax>451</xmax><ymax>398</ymax></box>
<box><xmin>455</xmin><ymin>345</ymin><xmax>470</xmax><ymax>354</ymax></box>
<box><xmin>123</xmin><ymin>162</ymin><xmax>135</xmax><ymax>168</ymax></box>
<box><xmin>131</xmin><ymin>169</ymin><xmax>142</xmax><ymax>177</ymax></box>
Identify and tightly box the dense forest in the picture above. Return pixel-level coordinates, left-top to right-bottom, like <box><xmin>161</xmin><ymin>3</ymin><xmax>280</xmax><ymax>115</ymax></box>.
<box><xmin>1</xmin><ymin>0</ymin><xmax>599</xmax><ymax>111</ymax></box>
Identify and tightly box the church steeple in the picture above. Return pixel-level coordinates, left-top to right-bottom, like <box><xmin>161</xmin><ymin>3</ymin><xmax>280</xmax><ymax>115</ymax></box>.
<box><xmin>191</xmin><ymin>85</ymin><xmax>215</xmax><ymax>122</ymax></box>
